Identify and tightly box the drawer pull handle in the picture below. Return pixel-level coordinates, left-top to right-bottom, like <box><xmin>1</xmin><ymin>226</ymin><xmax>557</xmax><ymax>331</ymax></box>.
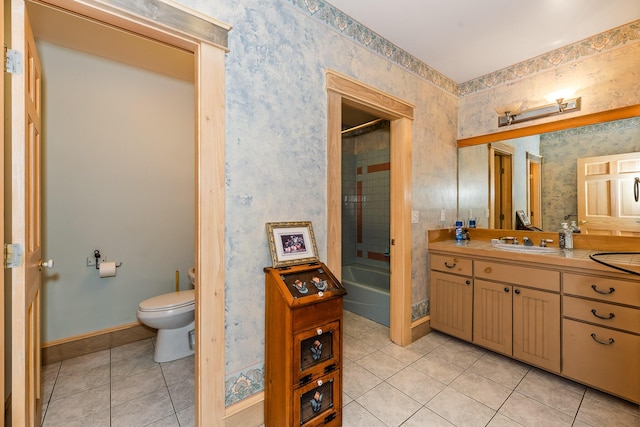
<box><xmin>444</xmin><ymin>261</ymin><xmax>457</xmax><ymax>269</ymax></box>
<box><xmin>591</xmin><ymin>309</ymin><xmax>615</xmax><ymax>320</ymax></box>
<box><xmin>591</xmin><ymin>285</ymin><xmax>615</xmax><ymax>295</ymax></box>
<box><xmin>317</xmin><ymin>328</ymin><xmax>323</xmax><ymax>335</ymax></box>
<box><xmin>299</xmin><ymin>374</ymin><xmax>312</xmax><ymax>386</ymax></box>
<box><xmin>590</xmin><ymin>333</ymin><xmax>614</xmax><ymax>345</ymax></box>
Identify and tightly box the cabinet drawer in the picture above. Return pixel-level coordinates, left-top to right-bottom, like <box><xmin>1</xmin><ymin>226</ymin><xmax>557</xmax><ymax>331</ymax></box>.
<box><xmin>475</xmin><ymin>260</ymin><xmax>560</xmax><ymax>292</ymax></box>
<box><xmin>294</xmin><ymin>371</ymin><xmax>341</xmax><ymax>426</ymax></box>
<box><xmin>563</xmin><ymin>273</ymin><xmax>640</xmax><ymax>307</ymax></box>
<box><xmin>563</xmin><ymin>296</ymin><xmax>640</xmax><ymax>334</ymax></box>
<box><xmin>430</xmin><ymin>253</ymin><xmax>472</xmax><ymax>276</ymax></box>
<box><xmin>292</xmin><ymin>298</ymin><xmax>342</xmax><ymax>333</ymax></box>
<box><xmin>562</xmin><ymin>319</ymin><xmax>640</xmax><ymax>403</ymax></box>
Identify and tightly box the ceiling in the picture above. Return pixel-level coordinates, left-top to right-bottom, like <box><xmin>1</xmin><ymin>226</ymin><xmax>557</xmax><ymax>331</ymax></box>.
<box><xmin>327</xmin><ymin>0</ymin><xmax>640</xmax><ymax>84</ymax></box>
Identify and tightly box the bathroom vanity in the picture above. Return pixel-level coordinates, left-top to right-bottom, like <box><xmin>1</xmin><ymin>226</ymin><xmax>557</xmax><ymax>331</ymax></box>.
<box><xmin>428</xmin><ymin>236</ymin><xmax>639</xmax><ymax>404</ymax></box>
<box><xmin>264</xmin><ymin>262</ymin><xmax>347</xmax><ymax>427</ymax></box>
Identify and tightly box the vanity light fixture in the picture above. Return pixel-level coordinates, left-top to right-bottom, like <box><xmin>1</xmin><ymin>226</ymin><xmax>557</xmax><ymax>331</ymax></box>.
<box><xmin>497</xmin><ymin>97</ymin><xmax>581</xmax><ymax>127</ymax></box>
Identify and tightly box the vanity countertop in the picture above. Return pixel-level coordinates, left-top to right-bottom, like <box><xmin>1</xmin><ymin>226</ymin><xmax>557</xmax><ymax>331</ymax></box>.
<box><xmin>428</xmin><ymin>239</ymin><xmax>640</xmax><ymax>278</ymax></box>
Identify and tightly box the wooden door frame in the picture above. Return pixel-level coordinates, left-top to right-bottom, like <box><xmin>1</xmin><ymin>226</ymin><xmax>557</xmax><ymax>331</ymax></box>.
<box><xmin>1</xmin><ymin>0</ymin><xmax>5</xmax><ymax>421</ymax></box>
<box><xmin>326</xmin><ymin>70</ymin><xmax>414</xmax><ymax>346</ymax></box>
<box><xmin>526</xmin><ymin>153</ymin><xmax>542</xmax><ymax>229</ymax></box>
<box><xmin>11</xmin><ymin>1</ymin><xmax>229</xmax><ymax>425</ymax></box>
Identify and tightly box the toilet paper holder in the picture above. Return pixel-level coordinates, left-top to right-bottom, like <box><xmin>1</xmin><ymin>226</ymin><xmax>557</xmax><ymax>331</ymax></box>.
<box><xmin>93</xmin><ymin>249</ymin><xmax>122</xmax><ymax>270</ymax></box>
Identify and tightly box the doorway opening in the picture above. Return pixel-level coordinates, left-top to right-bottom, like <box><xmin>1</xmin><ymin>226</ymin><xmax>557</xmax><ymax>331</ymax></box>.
<box><xmin>341</xmin><ymin>104</ymin><xmax>391</xmax><ymax>327</ymax></box>
<box><xmin>7</xmin><ymin>1</ymin><xmax>228</xmax><ymax>424</ymax></box>
<box><xmin>489</xmin><ymin>142</ymin><xmax>514</xmax><ymax>229</ymax></box>
<box><xmin>326</xmin><ymin>70</ymin><xmax>414</xmax><ymax>346</ymax></box>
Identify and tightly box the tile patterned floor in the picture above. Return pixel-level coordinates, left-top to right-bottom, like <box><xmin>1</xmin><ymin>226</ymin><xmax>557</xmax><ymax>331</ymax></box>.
<box><xmin>41</xmin><ymin>311</ymin><xmax>639</xmax><ymax>426</ymax></box>
<box><xmin>342</xmin><ymin>311</ymin><xmax>640</xmax><ymax>427</ymax></box>
<box><xmin>41</xmin><ymin>338</ymin><xmax>194</xmax><ymax>426</ymax></box>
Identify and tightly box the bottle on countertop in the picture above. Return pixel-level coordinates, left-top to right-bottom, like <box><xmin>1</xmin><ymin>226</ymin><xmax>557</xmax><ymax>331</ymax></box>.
<box><xmin>570</xmin><ymin>220</ymin><xmax>581</xmax><ymax>234</ymax></box>
<box><xmin>455</xmin><ymin>220</ymin><xmax>464</xmax><ymax>242</ymax></box>
<box><xmin>559</xmin><ymin>222</ymin><xmax>573</xmax><ymax>249</ymax></box>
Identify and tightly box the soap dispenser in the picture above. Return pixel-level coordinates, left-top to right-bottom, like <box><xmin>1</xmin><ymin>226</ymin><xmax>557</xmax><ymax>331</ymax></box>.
<box><xmin>559</xmin><ymin>222</ymin><xmax>573</xmax><ymax>249</ymax></box>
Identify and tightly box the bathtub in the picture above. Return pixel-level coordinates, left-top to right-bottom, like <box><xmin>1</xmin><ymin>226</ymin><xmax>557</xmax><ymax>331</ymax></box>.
<box><xmin>341</xmin><ymin>264</ymin><xmax>390</xmax><ymax>327</ymax></box>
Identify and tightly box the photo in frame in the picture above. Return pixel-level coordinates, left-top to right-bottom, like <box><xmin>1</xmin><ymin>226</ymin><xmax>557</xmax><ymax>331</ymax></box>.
<box><xmin>266</xmin><ymin>221</ymin><xmax>319</xmax><ymax>268</ymax></box>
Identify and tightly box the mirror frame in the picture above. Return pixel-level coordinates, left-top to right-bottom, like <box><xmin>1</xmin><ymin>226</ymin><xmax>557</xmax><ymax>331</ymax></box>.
<box><xmin>458</xmin><ymin>104</ymin><xmax>640</xmax><ymax>147</ymax></box>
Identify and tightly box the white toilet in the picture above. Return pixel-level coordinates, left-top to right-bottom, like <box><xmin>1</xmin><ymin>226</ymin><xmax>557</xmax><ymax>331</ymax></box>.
<box><xmin>137</xmin><ymin>267</ymin><xmax>196</xmax><ymax>362</ymax></box>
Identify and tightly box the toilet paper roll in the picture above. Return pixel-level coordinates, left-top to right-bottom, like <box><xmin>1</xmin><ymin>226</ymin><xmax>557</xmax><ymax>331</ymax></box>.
<box><xmin>99</xmin><ymin>261</ymin><xmax>117</xmax><ymax>278</ymax></box>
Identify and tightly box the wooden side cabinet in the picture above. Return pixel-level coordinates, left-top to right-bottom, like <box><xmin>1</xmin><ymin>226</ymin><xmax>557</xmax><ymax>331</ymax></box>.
<box><xmin>429</xmin><ymin>254</ymin><xmax>473</xmax><ymax>341</ymax></box>
<box><xmin>264</xmin><ymin>262</ymin><xmax>347</xmax><ymax>427</ymax></box>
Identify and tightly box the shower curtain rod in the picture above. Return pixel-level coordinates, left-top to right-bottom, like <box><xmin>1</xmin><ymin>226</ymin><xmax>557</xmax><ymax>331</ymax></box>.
<box><xmin>341</xmin><ymin>118</ymin><xmax>385</xmax><ymax>135</ymax></box>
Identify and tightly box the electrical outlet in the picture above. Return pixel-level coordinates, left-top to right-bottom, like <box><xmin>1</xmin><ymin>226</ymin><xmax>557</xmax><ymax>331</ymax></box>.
<box><xmin>411</xmin><ymin>210</ymin><xmax>419</xmax><ymax>224</ymax></box>
<box><xmin>440</xmin><ymin>209</ymin><xmax>446</xmax><ymax>222</ymax></box>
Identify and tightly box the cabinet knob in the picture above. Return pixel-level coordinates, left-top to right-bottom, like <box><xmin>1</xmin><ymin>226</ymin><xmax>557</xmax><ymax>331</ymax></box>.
<box><xmin>504</xmin><ymin>287</ymin><xmax>509</xmax><ymax>292</ymax></box>
<box><xmin>484</xmin><ymin>267</ymin><xmax>492</xmax><ymax>274</ymax></box>
<box><xmin>465</xmin><ymin>280</ymin><xmax>471</xmax><ymax>285</ymax></box>
<box><xmin>317</xmin><ymin>379</ymin><xmax>323</xmax><ymax>386</ymax></box>
<box><xmin>514</xmin><ymin>289</ymin><xmax>521</xmax><ymax>294</ymax></box>
<box><xmin>317</xmin><ymin>328</ymin><xmax>323</xmax><ymax>335</ymax></box>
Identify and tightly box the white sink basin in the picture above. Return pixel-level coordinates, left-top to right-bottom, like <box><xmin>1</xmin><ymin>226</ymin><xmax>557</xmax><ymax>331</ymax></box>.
<box><xmin>491</xmin><ymin>242</ymin><xmax>562</xmax><ymax>254</ymax></box>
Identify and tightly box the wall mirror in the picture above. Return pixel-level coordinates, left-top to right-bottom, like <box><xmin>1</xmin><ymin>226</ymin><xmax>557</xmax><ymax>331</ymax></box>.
<box><xmin>457</xmin><ymin>105</ymin><xmax>640</xmax><ymax>235</ymax></box>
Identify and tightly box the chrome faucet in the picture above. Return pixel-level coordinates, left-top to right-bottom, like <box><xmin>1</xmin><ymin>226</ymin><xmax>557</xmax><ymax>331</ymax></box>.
<box><xmin>540</xmin><ymin>239</ymin><xmax>554</xmax><ymax>247</ymax></box>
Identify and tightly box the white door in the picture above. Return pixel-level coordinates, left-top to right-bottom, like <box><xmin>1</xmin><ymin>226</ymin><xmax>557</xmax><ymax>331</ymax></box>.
<box><xmin>10</xmin><ymin>1</ymin><xmax>47</xmax><ymax>425</ymax></box>
<box><xmin>578</xmin><ymin>152</ymin><xmax>640</xmax><ymax>236</ymax></box>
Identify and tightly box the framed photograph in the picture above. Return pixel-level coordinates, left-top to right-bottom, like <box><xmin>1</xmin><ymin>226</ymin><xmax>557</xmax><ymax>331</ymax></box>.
<box><xmin>266</xmin><ymin>221</ymin><xmax>319</xmax><ymax>268</ymax></box>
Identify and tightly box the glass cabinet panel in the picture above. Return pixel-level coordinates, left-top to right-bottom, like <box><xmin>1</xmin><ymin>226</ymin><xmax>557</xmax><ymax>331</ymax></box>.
<box><xmin>295</xmin><ymin>372</ymin><xmax>338</xmax><ymax>426</ymax></box>
<box><xmin>294</xmin><ymin>320</ymin><xmax>340</xmax><ymax>385</ymax></box>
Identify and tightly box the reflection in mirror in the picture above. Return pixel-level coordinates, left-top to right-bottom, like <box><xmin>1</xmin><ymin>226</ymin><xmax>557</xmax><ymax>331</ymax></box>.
<box><xmin>458</xmin><ymin>115</ymin><xmax>640</xmax><ymax>233</ymax></box>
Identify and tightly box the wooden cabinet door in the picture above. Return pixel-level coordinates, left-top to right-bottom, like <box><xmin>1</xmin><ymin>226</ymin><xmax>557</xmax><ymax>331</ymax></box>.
<box><xmin>473</xmin><ymin>280</ymin><xmax>512</xmax><ymax>355</ymax></box>
<box><xmin>513</xmin><ymin>287</ymin><xmax>560</xmax><ymax>373</ymax></box>
<box><xmin>430</xmin><ymin>271</ymin><xmax>473</xmax><ymax>341</ymax></box>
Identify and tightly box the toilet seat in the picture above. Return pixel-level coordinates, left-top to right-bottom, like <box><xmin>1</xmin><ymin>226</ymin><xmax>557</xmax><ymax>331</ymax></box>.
<box><xmin>138</xmin><ymin>289</ymin><xmax>195</xmax><ymax>312</ymax></box>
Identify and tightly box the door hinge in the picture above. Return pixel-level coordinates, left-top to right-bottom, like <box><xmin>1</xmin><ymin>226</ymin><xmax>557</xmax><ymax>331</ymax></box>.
<box><xmin>4</xmin><ymin>46</ymin><xmax>23</xmax><ymax>74</ymax></box>
<box><xmin>4</xmin><ymin>243</ymin><xmax>23</xmax><ymax>268</ymax></box>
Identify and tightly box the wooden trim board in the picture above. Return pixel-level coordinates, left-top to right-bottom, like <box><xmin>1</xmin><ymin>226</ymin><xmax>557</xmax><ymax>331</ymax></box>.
<box><xmin>41</xmin><ymin>322</ymin><xmax>156</xmax><ymax>365</ymax></box>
